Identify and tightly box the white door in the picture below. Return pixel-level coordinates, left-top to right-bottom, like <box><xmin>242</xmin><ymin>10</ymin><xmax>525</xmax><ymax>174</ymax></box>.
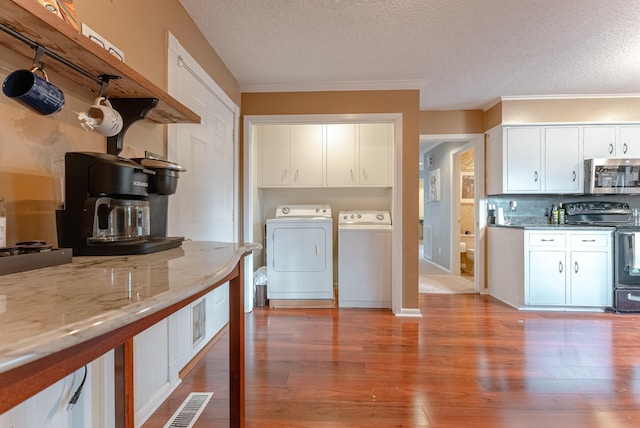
<box><xmin>167</xmin><ymin>35</ymin><xmax>238</xmax><ymax>242</ymax></box>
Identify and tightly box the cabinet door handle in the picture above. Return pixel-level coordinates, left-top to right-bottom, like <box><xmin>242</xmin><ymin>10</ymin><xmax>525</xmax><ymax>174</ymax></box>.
<box><xmin>624</xmin><ymin>143</ymin><xmax>628</xmax><ymax>154</ymax></box>
<box><xmin>350</xmin><ymin>168</ymin><xmax>354</xmax><ymax>183</ymax></box>
<box><xmin>294</xmin><ymin>169</ymin><xmax>299</xmax><ymax>182</ymax></box>
<box><xmin>559</xmin><ymin>261</ymin><xmax>563</xmax><ymax>273</ymax></box>
<box><xmin>362</xmin><ymin>168</ymin><xmax>368</xmax><ymax>181</ymax></box>
<box><xmin>281</xmin><ymin>169</ymin><xmax>287</xmax><ymax>182</ymax></box>
<box><xmin>541</xmin><ymin>239</ymin><xmax>555</xmax><ymax>242</ymax></box>
<box><xmin>572</xmin><ymin>171</ymin><xmax>576</xmax><ymax>182</ymax></box>
<box><xmin>609</xmin><ymin>143</ymin><xmax>614</xmax><ymax>154</ymax></box>
<box><xmin>581</xmin><ymin>239</ymin><xmax>596</xmax><ymax>242</ymax></box>
<box><xmin>574</xmin><ymin>261</ymin><xmax>579</xmax><ymax>273</ymax></box>
<box><xmin>534</xmin><ymin>171</ymin><xmax>539</xmax><ymax>182</ymax></box>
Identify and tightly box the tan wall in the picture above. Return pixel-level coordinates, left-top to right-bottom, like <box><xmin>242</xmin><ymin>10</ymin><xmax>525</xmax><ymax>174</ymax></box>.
<box><xmin>241</xmin><ymin>90</ymin><xmax>421</xmax><ymax>309</ymax></box>
<box><xmin>419</xmin><ymin>110</ymin><xmax>484</xmax><ymax>135</ymax></box>
<box><xmin>0</xmin><ymin>0</ymin><xmax>238</xmax><ymax>245</ymax></box>
<box><xmin>484</xmin><ymin>101</ymin><xmax>502</xmax><ymax>130</ymax></box>
<box><xmin>75</xmin><ymin>0</ymin><xmax>240</xmax><ymax>106</ymax></box>
<box><xmin>501</xmin><ymin>98</ymin><xmax>640</xmax><ymax>124</ymax></box>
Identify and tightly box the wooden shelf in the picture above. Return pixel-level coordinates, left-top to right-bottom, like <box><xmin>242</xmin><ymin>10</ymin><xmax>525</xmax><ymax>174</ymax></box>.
<box><xmin>0</xmin><ymin>0</ymin><xmax>200</xmax><ymax>124</ymax></box>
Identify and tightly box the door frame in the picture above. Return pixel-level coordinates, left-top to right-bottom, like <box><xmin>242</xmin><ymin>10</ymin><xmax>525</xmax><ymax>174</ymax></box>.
<box><xmin>244</xmin><ymin>113</ymin><xmax>405</xmax><ymax>315</ymax></box>
<box><xmin>419</xmin><ymin>133</ymin><xmax>486</xmax><ymax>293</ymax></box>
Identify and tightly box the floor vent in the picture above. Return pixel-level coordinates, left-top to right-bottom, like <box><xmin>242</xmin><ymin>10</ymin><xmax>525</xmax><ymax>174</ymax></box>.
<box><xmin>163</xmin><ymin>392</ymin><xmax>213</xmax><ymax>428</ymax></box>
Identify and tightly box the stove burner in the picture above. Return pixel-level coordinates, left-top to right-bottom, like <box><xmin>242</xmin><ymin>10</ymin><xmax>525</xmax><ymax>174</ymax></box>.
<box><xmin>0</xmin><ymin>241</ymin><xmax>54</xmax><ymax>256</ymax></box>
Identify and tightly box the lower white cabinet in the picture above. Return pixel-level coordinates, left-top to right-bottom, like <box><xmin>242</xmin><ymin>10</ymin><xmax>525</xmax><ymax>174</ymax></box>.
<box><xmin>525</xmin><ymin>230</ymin><xmax>613</xmax><ymax>307</ymax></box>
<box><xmin>135</xmin><ymin>282</ymin><xmax>229</xmax><ymax>425</ymax></box>
<box><xmin>488</xmin><ymin>227</ymin><xmax>613</xmax><ymax>310</ymax></box>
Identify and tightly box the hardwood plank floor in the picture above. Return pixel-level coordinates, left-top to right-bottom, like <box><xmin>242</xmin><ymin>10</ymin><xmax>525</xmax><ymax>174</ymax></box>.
<box><xmin>143</xmin><ymin>294</ymin><xmax>640</xmax><ymax>427</ymax></box>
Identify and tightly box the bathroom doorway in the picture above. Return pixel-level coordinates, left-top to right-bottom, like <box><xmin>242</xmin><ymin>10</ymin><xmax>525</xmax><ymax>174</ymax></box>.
<box><xmin>455</xmin><ymin>146</ymin><xmax>475</xmax><ymax>281</ymax></box>
<box><xmin>419</xmin><ymin>134</ymin><xmax>485</xmax><ymax>294</ymax></box>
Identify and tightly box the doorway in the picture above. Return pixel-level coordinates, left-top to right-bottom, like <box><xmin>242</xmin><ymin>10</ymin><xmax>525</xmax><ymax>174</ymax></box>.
<box><xmin>418</xmin><ymin>134</ymin><xmax>485</xmax><ymax>294</ymax></box>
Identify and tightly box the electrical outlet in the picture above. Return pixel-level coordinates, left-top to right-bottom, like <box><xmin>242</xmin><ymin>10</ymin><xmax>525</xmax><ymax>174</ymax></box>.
<box><xmin>438</xmin><ymin>247</ymin><xmax>441</xmax><ymax>255</ymax></box>
<box><xmin>510</xmin><ymin>200</ymin><xmax>517</xmax><ymax>211</ymax></box>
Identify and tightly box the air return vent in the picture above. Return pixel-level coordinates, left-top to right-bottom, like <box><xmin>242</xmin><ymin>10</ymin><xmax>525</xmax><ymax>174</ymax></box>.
<box><xmin>163</xmin><ymin>392</ymin><xmax>213</xmax><ymax>428</ymax></box>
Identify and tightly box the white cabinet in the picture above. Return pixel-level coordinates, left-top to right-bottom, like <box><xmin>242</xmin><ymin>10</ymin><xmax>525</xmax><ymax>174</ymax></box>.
<box><xmin>291</xmin><ymin>124</ymin><xmax>324</xmax><ymax>186</ymax></box>
<box><xmin>583</xmin><ymin>125</ymin><xmax>640</xmax><ymax>158</ymax></box>
<box><xmin>358</xmin><ymin>123</ymin><xmax>392</xmax><ymax>186</ymax></box>
<box><xmin>505</xmin><ymin>127</ymin><xmax>542</xmax><ymax>192</ymax></box>
<box><xmin>583</xmin><ymin>126</ymin><xmax>616</xmax><ymax>157</ymax></box>
<box><xmin>260</xmin><ymin>124</ymin><xmax>291</xmax><ymax>186</ymax></box>
<box><xmin>544</xmin><ymin>127</ymin><xmax>581</xmax><ymax>192</ymax></box>
<box><xmin>135</xmin><ymin>284</ymin><xmax>229</xmax><ymax>425</ymax></box>
<box><xmin>487</xmin><ymin>125</ymin><xmax>580</xmax><ymax>194</ymax></box>
<box><xmin>260</xmin><ymin>123</ymin><xmax>392</xmax><ymax>188</ymax></box>
<box><xmin>619</xmin><ymin>126</ymin><xmax>640</xmax><ymax>157</ymax></box>
<box><xmin>525</xmin><ymin>230</ymin><xmax>612</xmax><ymax>307</ymax></box>
<box><xmin>260</xmin><ymin>124</ymin><xmax>324</xmax><ymax>187</ymax></box>
<box><xmin>326</xmin><ymin>123</ymin><xmax>357</xmax><ymax>186</ymax></box>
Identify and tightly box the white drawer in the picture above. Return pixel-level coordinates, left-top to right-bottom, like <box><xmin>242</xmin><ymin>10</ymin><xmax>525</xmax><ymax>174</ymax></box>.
<box><xmin>570</xmin><ymin>233</ymin><xmax>609</xmax><ymax>247</ymax></box>
<box><xmin>528</xmin><ymin>233</ymin><xmax>566</xmax><ymax>247</ymax></box>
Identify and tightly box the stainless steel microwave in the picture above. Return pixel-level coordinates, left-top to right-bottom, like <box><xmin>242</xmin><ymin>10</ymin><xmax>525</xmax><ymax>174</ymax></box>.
<box><xmin>584</xmin><ymin>158</ymin><xmax>640</xmax><ymax>194</ymax></box>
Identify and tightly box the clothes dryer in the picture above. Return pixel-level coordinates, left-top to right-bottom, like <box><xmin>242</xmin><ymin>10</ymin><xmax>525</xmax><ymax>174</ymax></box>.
<box><xmin>266</xmin><ymin>205</ymin><xmax>333</xmax><ymax>300</ymax></box>
<box><xmin>338</xmin><ymin>210</ymin><xmax>392</xmax><ymax>308</ymax></box>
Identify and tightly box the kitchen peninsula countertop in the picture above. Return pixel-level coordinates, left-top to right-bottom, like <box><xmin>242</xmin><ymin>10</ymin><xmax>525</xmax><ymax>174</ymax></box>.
<box><xmin>0</xmin><ymin>241</ymin><xmax>260</xmax><ymax>374</ymax></box>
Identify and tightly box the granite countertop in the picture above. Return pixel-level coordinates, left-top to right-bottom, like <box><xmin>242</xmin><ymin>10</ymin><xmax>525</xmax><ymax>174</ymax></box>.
<box><xmin>489</xmin><ymin>223</ymin><xmax>616</xmax><ymax>231</ymax></box>
<box><xmin>0</xmin><ymin>241</ymin><xmax>261</xmax><ymax>374</ymax></box>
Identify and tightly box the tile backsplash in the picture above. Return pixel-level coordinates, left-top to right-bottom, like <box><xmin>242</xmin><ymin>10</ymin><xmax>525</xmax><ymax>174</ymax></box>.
<box><xmin>487</xmin><ymin>194</ymin><xmax>640</xmax><ymax>225</ymax></box>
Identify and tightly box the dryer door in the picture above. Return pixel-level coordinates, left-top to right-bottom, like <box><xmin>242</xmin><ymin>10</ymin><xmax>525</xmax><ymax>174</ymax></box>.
<box><xmin>272</xmin><ymin>227</ymin><xmax>327</xmax><ymax>272</ymax></box>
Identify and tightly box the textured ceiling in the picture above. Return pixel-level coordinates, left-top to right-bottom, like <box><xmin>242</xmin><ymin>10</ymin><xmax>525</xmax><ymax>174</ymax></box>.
<box><xmin>177</xmin><ymin>0</ymin><xmax>640</xmax><ymax>110</ymax></box>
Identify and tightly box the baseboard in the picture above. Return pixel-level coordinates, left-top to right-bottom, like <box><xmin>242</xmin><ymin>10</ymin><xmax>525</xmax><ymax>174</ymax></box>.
<box><xmin>396</xmin><ymin>308</ymin><xmax>422</xmax><ymax>317</ymax></box>
<box><xmin>269</xmin><ymin>299</ymin><xmax>336</xmax><ymax>309</ymax></box>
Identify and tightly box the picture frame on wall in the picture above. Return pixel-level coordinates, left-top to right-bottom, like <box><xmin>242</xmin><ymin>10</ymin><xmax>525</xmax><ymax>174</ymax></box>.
<box><xmin>460</xmin><ymin>172</ymin><xmax>474</xmax><ymax>204</ymax></box>
<box><xmin>429</xmin><ymin>168</ymin><xmax>441</xmax><ymax>202</ymax></box>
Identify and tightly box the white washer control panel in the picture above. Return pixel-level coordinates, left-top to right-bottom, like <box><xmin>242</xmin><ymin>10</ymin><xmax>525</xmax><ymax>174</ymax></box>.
<box><xmin>338</xmin><ymin>210</ymin><xmax>391</xmax><ymax>225</ymax></box>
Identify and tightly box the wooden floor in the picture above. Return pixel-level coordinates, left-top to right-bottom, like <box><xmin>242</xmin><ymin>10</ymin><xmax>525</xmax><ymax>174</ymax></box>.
<box><xmin>143</xmin><ymin>294</ymin><xmax>640</xmax><ymax>427</ymax></box>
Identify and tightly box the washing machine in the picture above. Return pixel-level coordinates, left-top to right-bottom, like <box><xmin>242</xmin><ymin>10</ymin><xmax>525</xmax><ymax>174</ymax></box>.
<box><xmin>338</xmin><ymin>210</ymin><xmax>392</xmax><ymax>308</ymax></box>
<box><xmin>266</xmin><ymin>204</ymin><xmax>333</xmax><ymax>300</ymax></box>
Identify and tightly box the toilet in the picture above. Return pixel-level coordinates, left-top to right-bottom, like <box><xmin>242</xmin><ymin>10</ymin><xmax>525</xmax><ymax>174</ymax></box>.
<box><xmin>460</xmin><ymin>234</ymin><xmax>474</xmax><ymax>274</ymax></box>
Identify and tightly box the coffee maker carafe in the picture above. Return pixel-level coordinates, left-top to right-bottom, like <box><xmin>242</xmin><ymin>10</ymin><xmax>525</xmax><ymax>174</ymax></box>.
<box><xmin>56</xmin><ymin>152</ymin><xmax>185</xmax><ymax>255</ymax></box>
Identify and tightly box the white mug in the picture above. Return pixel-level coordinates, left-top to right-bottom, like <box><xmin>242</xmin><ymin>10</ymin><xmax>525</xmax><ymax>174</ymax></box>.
<box><xmin>78</xmin><ymin>97</ymin><xmax>123</xmax><ymax>136</ymax></box>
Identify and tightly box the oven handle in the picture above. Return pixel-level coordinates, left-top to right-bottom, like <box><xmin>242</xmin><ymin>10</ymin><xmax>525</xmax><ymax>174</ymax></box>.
<box><xmin>628</xmin><ymin>293</ymin><xmax>640</xmax><ymax>302</ymax></box>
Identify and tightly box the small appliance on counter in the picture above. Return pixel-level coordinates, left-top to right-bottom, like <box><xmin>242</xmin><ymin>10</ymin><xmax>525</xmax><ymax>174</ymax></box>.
<box><xmin>56</xmin><ymin>152</ymin><xmax>186</xmax><ymax>256</ymax></box>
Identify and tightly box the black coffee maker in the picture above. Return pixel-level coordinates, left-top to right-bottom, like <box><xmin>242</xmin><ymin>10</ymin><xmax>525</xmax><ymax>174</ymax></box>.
<box><xmin>56</xmin><ymin>152</ymin><xmax>185</xmax><ymax>255</ymax></box>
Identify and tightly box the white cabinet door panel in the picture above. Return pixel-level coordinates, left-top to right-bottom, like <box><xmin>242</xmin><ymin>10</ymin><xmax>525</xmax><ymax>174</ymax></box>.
<box><xmin>291</xmin><ymin>124</ymin><xmax>323</xmax><ymax>186</ymax></box>
<box><xmin>326</xmin><ymin>124</ymin><xmax>357</xmax><ymax>186</ymax></box>
<box><xmin>569</xmin><ymin>251</ymin><xmax>611</xmax><ymax>306</ymax></box>
<box><xmin>619</xmin><ymin>126</ymin><xmax>640</xmax><ymax>157</ymax></box>
<box><xmin>583</xmin><ymin>126</ymin><xmax>616</xmax><ymax>158</ymax></box>
<box><xmin>261</xmin><ymin>125</ymin><xmax>291</xmax><ymax>186</ymax></box>
<box><xmin>506</xmin><ymin>127</ymin><xmax>542</xmax><ymax>192</ymax></box>
<box><xmin>545</xmin><ymin>127</ymin><xmax>580</xmax><ymax>192</ymax></box>
<box><xmin>528</xmin><ymin>250</ymin><xmax>566</xmax><ymax>305</ymax></box>
<box><xmin>359</xmin><ymin>123</ymin><xmax>391</xmax><ymax>186</ymax></box>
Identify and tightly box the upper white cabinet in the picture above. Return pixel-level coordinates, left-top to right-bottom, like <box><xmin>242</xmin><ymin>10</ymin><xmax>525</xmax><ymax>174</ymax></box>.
<box><xmin>260</xmin><ymin>123</ymin><xmax>392</xmax><ymax>188</ymax></box>
<box><xmin>544</xmin><ymin>127</ymin><xmax>581</xmax><ymax>193</ymax></box>
<box><xmin>487</xmin><ymin>125</ymin><xmax>580</xmax><ymax>194</ymax></box>
<box><xmin>291</xmin><ymin>125</ymin><xmax>324</xmax><ymax>186</ymax></box>
<box><xmin>326</xmin><ymin>124</ymin><xmax>357</xmax><ymax>186</ymax></box>
<box><xmin>619</xmin><ymin>126</ymin><xmax>640</xmax><ymax>157</ymax></box>
<box><xmin>359</xmin><ymin>123</ymin><xmax>393</xmax><ymax>186</ymax></box>
<box><xmin>505</xmin><ymin>127</ymin><xmax>542</xmax><ymax>192</ymax></box>
<box><xmin>260</xmin><ymin>125</ymin><xmax>291</xmax><ymax>186</ymax></box>
<box><xmin>583</xmin><ymin>125</ymin><xmax>640</xmax><ymax>158</ymax></box>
